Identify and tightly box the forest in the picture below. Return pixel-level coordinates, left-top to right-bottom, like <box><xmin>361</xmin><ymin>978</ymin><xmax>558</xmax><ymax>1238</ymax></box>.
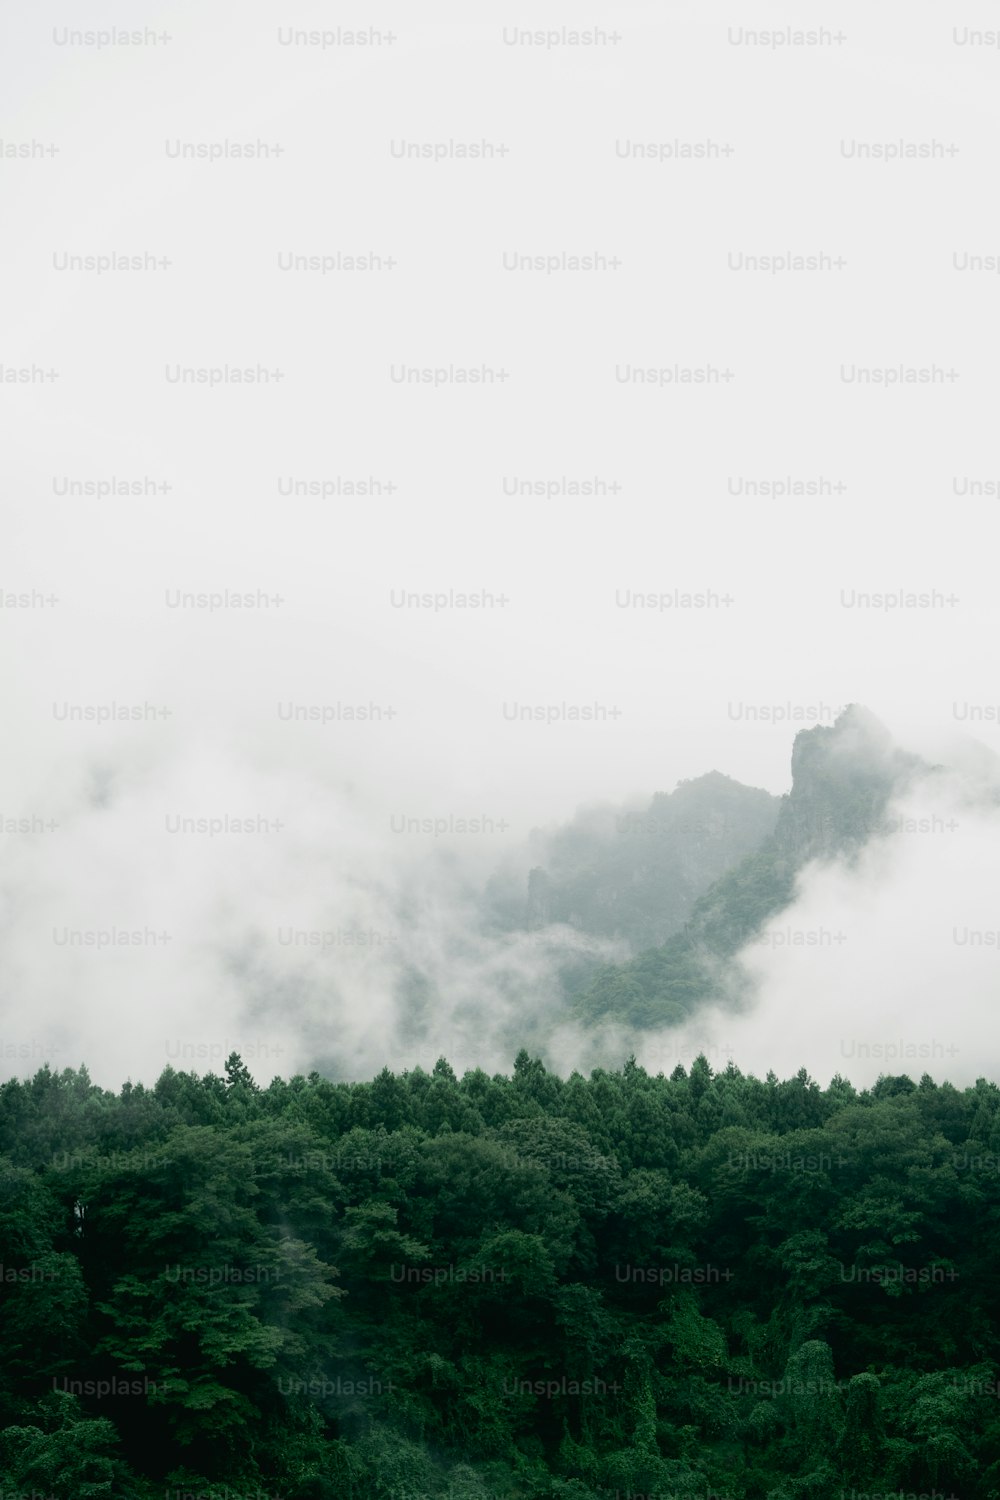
<box><xmin>2</xmin><ymin>1050</ymin><xmax>999</xmax><ymax>1497</ymax></box>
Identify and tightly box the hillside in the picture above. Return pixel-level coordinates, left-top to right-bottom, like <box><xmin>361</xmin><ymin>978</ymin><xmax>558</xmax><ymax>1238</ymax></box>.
<box><xmin>578</xmin><ymin>706</ymin><xmax>928</xmax><ymax>1027</ymax></box>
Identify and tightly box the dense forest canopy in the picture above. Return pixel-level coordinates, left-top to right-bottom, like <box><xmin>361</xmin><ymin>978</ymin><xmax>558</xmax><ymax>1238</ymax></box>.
<box><xmin>2</xmin><ymin>1051</ymin><xmax>999</xmax><ymax>1497</ymax></box>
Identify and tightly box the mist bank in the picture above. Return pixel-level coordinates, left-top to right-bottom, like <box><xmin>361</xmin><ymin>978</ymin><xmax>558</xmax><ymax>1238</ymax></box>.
<box><xmin>2</xmin><ymin>710</ymin><xmax>998</xmax><ymax>1092</ymax></box>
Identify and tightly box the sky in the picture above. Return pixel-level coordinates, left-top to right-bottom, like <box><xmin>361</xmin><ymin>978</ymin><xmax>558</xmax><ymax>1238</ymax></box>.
<box><xmin>3</xmin><ymin>0</ymin><xmax>1000</xmax><ymax>1089</ymax></box>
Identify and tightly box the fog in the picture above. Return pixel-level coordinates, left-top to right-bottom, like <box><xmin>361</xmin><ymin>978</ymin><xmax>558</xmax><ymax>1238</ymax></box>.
<box><xmin>3</xmin><ymin>706</ymin><xmax>1000</xmax><ymax>1090</ymax></box>
<box><xmin>644</xmin><ymin>767</ymin><xmax>1000</xmax><ymax>1089</ymax></box>
<box><xmin>5</xmin><ymin>0</ymin><xmax>1000</xmax><ymax>1092</ymax></box>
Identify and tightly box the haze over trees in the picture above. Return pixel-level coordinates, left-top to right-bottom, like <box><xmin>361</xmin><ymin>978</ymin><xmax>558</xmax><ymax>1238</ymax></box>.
<box><xmin>505</xmin><ymin>707</ymin><xmax>940</xmax><ymax>1032</ymax></box>
<box><xmin>4</xmin><ymin>706</ymin><xmax>999</xmax><ymax>1494</ymax></box>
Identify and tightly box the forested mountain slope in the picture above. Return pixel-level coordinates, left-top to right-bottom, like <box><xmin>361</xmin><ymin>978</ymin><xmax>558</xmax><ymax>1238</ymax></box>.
<box><xmin>521</xmin><ymin>771</ymin><xmax>780</xmax><ymax>954</ymax></box>
<box><xmin>578</xmin><ymin>706</ymin><xmax>929</xmax><ymax>1028</ymax></box>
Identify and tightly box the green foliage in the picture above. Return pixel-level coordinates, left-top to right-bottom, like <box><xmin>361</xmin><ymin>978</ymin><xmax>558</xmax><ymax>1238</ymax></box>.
<box><xmin>0</xmin><ymin>1053</ymin><xmax>998</xmax><ymax>1494</ymax></box>
<box><xmin>0</xmin><ymin>1391</ymin><xmax>132</xmax><ymax>1498</ymax></box>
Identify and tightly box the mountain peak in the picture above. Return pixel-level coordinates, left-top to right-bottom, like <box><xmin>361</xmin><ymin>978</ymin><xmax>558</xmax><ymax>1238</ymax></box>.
<box><xmin>782</xmin><ymin>705</ymin><xmax>922</xmax><ymax>861</ymax></box>
<box><xmin>791</xmin><ymin>702</ymin><xmax>892</xmax><ymax>766</ymax></box>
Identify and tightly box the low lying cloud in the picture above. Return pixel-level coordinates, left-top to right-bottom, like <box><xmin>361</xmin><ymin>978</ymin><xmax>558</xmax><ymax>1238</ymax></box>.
<box><xmin>649</xmin><ymin>767</ymin><xmax>1000</xmax><ymax>1088</ymax></box>
<box><xmin>4</xmin><ymin>723</ymin><xmax>998</xmax><ymax>1094</ymax></box>
<box><xmin>0</xmin><ymin>736</ymin><xmax>624</xmax><ymax>1088</ymax></box>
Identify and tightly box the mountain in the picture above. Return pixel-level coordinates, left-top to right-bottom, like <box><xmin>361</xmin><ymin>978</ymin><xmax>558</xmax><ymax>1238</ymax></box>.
<box><xmin>520</xmin><ymin>770</ymin><xmax>781</xmax><ymax>954</ymax></box>
<box><xmin>577</xmin><ymin>704</ymin><xmax>928</xmax><ymax>1028</ymax></box>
